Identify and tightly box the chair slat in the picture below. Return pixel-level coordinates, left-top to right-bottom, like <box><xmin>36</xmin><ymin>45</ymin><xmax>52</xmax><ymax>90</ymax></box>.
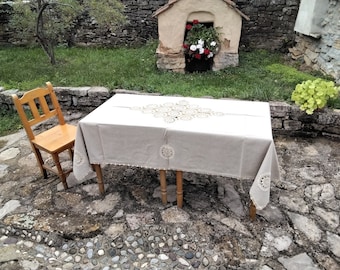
<box><xmin>28</xmin><ymin>100</ymin><xmax>41</xmax><ymax>123</ymax></box>
<box><xmin>39</xmin><ymin>95</ymin><xmax>51</xmax><ymax>116</ymax></box>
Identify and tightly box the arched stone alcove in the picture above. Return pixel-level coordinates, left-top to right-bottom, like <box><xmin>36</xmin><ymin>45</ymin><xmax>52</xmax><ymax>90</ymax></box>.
<box><xmin>153</xmin><ymin>0</ymin><xmax>249</xmax><ymax>73</ymax></box>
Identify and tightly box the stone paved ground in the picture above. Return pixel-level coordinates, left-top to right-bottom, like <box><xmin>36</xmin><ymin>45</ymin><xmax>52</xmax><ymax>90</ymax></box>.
<box><xmin>0</xmin><ymin>113</ymin><xmax>339</xmax><ymax>270</ymax></box>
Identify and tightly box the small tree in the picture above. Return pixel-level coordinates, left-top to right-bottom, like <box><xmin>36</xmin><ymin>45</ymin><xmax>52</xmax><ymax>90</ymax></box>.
<box><xmin>9</xmin><ymin>0</ymin><xmax>126</xmax><ymax>65</ymax></box>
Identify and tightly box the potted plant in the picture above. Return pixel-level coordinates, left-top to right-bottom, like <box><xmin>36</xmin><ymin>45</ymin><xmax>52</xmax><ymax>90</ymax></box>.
<box><xmin>291</xmin><ymin>78</ymin><xmax>339</xmax><ymax>114</ymax></box>
<box><xmin>183</xmin><ymin>20</ymin><xmax>221</xmax><ymax>72</ymax></box>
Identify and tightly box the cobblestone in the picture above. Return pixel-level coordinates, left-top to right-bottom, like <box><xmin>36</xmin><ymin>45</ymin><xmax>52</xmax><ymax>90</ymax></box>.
<box><xmin>0</xmin><ymin>113</ymin><xmax>339</xmax><ymax>269</ymax></box>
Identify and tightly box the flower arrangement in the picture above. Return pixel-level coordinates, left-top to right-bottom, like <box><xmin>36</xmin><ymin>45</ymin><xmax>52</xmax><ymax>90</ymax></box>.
<box><xmin>183</xmin><ymin>20</ymin><xmax>221</xmax><ymax>61</ymax></box>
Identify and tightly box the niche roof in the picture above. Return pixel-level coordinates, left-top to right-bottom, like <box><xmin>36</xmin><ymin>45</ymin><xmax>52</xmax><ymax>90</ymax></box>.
<box><xmin>152</xmin><ymin>0</ymin><xmax>249</xmax><ymax>21</ymax></box>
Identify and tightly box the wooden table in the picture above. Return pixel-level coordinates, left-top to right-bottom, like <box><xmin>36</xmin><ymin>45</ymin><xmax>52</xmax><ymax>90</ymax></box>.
<box><xmin>73</xmin><ymin>94</ymin><xmax>280</xmax><ymax>219</ymax></box>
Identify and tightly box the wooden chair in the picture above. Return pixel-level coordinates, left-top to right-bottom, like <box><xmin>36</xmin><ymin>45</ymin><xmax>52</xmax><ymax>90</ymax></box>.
<box><xmin>12</xmin><ymin>82</ymin><xmax>77</xmax><ymax>189</ymax></box>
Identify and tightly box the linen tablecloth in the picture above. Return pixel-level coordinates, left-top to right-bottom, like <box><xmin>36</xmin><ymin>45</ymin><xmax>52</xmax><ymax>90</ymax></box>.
<box><xmin>73</xmin><ymin>94</ymin><xmax>280</xmax><ymax>209</ymax></box>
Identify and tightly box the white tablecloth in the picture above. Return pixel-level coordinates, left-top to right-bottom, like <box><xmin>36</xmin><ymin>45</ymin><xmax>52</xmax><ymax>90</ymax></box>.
<box><xmin>73</xmin><ymin>94</ymin><xmax>280</xmax><ymax>209</ymax></box>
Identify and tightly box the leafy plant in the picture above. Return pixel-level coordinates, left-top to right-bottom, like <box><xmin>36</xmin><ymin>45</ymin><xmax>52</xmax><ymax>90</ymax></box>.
<box><xmin>183</xmin><ymin>20</ymin><xmax>221</xmax><ymax>60</ymax></box>
<box><xmin>291</xmin><ymin>78</ymin><xmax>339</xmax><ymax>114</ymax></box>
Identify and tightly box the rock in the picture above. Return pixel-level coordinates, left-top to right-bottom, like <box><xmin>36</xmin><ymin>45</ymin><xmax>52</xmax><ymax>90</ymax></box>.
<box><xmin>0</xmin><ymin>199</ymin><xmax>21</xmax><ymax>219</ymax></box>
<box><xmin>153</xmin><ymin>184</ymin><xmax>177</xmax><ymax>203</ymax></box>
<box><xmin>257</xmin><ymin>205</ymin><xmax>285</xmax><ymax>223</ymax></box>
<box><xmin>278</xmin><ymin>253</ymin><xmax>320</xmax><ymax>270</ymax></box>
<box><xmin>126</xmin><ymin>212</ymin><xmax>155</xmax><ymax>230</ymax></box>
<box><xmin>161</xmin><ymin>206</ymin><xmax>190</xmax><ymax>223</ymax></box>
<box><xmin>178</xmin><ymin>257</ymin><xmax>190</xmax><ymax>266</ymax></box>
<box><xmin>0</xmin><ymin>164</ymin><xmax>8</xmax><ymax>178</ymax></box>
<box><xmin>261</xmin><ymin>230</ymin><xmax>293</xmax><ymax>256</ymax></box>
<box><xmin>313</xmin><ymin>207</ymin><xmax>339</xmax><ymax>229</ymax></box>
<box><xmin>0</xmin><ymin>147</ymin><xmax>20</xmax><ymax>161</ymax></box>
<box><xmin>220</xmin><ymin>217</ymin><xmax>252</xmax><ymax>237</ymax></box>
<box><xmin>0</xmin><ymin>245</ymin><xmax>20</xmax><ymax>262</ymax></box>
<box><xmin>272</xmin><ymin>235</ymin><xmax>292</xmax><ymax>251</ymax></box>
<box><xmin>279</xmin><ymin>196</ymin><xmax>309</xmax><ymax>213</ymax></box>
<box><xmin>304</xmin><ymin>184</ymin><xmax>335</xmax><ymax>202</ymax></box>
<box><xmin>287</xmin><ymin>212</ymin><xmax>322</xmax><ymax>242</ymax></box>
<box><xmin>218</xmin><ymin>182</ymin><xmax>245</xmax><ymax>216</ymax></box>
<box><xmin>105</xmin><ymin>223</ymin><xmax>125</xmax><ymax>240</ymax></box>
<box><xmin>34</xmin><ymin>212</ymin><xmax>100</xmax><ymax>236</ymax></box>
<box><xmin>315</xmin><ymin>253</ymin><xmax>340</xmax><ymax>270</ymax></box>
<box><xmin>20</xmin><ymin>260</ymin><xmax>40</xmax><ymax>270</ymax></box>
<box><xmin>87</xmin><ymin>193</ymin><xmax>121</xmax><ymax>214</ymax></box>
<box><xmin>326</xmin><ymin>232</ymin><xmax>340</xmax><ymax>257</ymax></box>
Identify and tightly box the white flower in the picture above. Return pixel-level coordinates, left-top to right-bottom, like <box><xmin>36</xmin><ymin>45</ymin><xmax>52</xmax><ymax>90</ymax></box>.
<box><xmin>190</xmin><ymin>45</ymin><xmax>197</xmax><ymax>51</ymax></box>
<box><xmin>210</xmin><ymin>41</ymin><xmax>216</xmax><ymax>46</ymax></box>
<box><xmin>196</xmin><ymin>44</ymin><xmax>202</xmax><ymax>50</ymax></box>
<box><xmin>198</xmin><ymin>39</ymin><xmax>204</xmax><ymax>46</ymax></box>
<box><xmin>208</xmin><ymin>52</ymin><xmax>214</xmax><ymax>58</ymax></box>
<box><xmin>199</xmin><ymin>48</ymin><xmax>204</xmax><ymax>54</ymax></box>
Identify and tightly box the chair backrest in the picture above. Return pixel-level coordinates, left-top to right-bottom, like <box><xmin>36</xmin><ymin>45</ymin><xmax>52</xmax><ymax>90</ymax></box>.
<box><xmin>12</xmin><ymin>82</ymin><xmax>65</xmax><ymax>140</ymax></box>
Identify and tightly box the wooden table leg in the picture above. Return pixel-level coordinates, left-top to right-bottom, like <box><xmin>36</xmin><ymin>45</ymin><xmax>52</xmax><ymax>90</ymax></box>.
<box><xmin>249</xmin><ymin>200</ymin><xmax>256</xmax><ymax>221</ymax></box>
<box><xmin>159</xmin><ymin>170</ymin><xmax>167</xmax><ymax>205</ymax></box>
<box><xmin>92</xmin><ymin>164</ymin><xmax>105</xmax><ymax>195</ymax></box>
<box><xmin>176</xmin><ymin>171</ymin><xmax>183</xmax><ymax>208</ymax></box>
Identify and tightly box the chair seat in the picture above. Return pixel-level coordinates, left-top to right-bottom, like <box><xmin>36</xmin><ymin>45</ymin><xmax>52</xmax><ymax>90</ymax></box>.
<box><xmin>32</xmin><ymin>124</ymin><xmax>77</xmax><ymax>153</ymax></box>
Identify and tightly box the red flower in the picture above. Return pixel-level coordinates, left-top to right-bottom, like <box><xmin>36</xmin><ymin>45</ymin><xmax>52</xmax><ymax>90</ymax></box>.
<box><xmin>186</xmin><ymin>24</ymin><xmax>192</xmax><ymax>30</ymax></box>
<box><xmin>204</xmin><ymin>48</ymin><xmax>210</xmax><ymax>55</ymax></box>
<box><xmin>193</xmin><ymin>20</ymin><xmax>199</xmax><ymax>24</ymax></box>
<box><xmin>183</xmin><ymin>44</ymin><xmax>189</xmax><ymax>49</ymax></box>
<box><xmin>194</xmin><ymin>53</ymin><xmax>201</xmax><ymax>59</ymax></box>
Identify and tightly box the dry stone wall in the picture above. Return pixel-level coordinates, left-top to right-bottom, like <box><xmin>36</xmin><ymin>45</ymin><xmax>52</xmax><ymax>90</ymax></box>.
<box><xmin>289</xmin><ymin>0</ymin><xmax>340</xmax><ymax>83</ymax></box>
<box><xmin>1</xmin><ymin>86</ymin><xmax>339</xmax><ymax>139</ymax></box>
<box><xmin>0</xmin><ymin>0</ymin><xmax>299</xmax><ymax>51</ymax></box>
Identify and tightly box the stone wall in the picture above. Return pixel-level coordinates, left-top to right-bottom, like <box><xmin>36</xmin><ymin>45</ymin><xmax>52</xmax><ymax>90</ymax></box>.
<box><xmin>0</xmin><ymin>0</ymin><xmax>299</xmax><ymax>51</ymax></box>
<box><xmin>237</xmin><ymin>0</ymin><xmax>300</xmax><ymax>51</ymax></box>
<box><xmin>289</xmin><ymin>0</ymin><xmax>340</xmax><ymax>83</ymax></box>
<box><xmin>0</xmin><ymin>2</ymin><xmax>11</xmax><ymax>44</ymax></box>
<box><xmin>1</xmin><ymin>86</ymin><xmax>339</xmax><ymax>139</ymax></box>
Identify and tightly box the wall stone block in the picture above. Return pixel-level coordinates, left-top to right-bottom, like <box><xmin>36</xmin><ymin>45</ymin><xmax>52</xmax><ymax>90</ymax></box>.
<box><xmin>270</xmin><ymin>101</ymin><xmax>291</xmax><ymax>117</ymax></box>
<box><xmin>283</xmin><ymin>120</ymin><xmax>302</xmax><ymax>131</ymax></box>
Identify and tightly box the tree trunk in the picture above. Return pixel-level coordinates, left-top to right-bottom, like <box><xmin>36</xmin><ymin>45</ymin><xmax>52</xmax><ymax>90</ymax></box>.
<box><xmin>36</xmin><ymin>1</ymin><xmax>56</xmax><ymax>65</ymax></box>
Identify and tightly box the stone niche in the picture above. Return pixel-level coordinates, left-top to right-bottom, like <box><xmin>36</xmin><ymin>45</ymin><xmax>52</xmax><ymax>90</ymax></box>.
<box><xmin>153</xmin><ymin>0</ymin><xmax>249</xmax><ymax>73</ymax></box>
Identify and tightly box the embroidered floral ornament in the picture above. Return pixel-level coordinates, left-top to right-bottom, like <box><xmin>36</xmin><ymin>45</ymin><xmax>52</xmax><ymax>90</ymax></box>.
<box><xmin>183</xmin><ymin>20</ymin><xmax>221</xmax><ymax>60</ymax></box>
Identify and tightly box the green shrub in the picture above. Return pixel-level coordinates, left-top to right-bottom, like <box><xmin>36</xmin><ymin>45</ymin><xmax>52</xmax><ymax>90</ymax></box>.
<box><xmin>291</xmin><ymin>78</ymin><xmax>339</xmax><ymax>114</ymax></box>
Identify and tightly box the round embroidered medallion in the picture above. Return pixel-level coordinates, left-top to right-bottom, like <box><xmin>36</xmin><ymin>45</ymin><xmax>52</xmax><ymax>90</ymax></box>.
<box><xmin>258</xmin><ymin>174</ymin><xmax>271</xmax><ymax>191</ymax></box>
<box><xmin>160</xmin><ymin>145</ymin><xmax>175</xmax><ymax>159</ymax></box>
<box><xmin>73</xmin><ymin>151</ymin><xmax>85</xmax><ymax>166</ymax></box>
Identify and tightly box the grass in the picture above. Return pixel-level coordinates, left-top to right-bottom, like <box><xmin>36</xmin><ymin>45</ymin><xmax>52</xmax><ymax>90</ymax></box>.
<box><xmin>0</xmin><ymin>41</ymin><xmax>338</xmax><ymax>136</ymax></box>
<box><xmin>0</xmin><ymin>107</ymin><xmax>22</xmax><ymax>137</ymax></box>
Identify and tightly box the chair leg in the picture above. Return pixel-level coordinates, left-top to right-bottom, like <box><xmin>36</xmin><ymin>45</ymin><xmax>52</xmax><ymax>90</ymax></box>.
<box><xmin>51</xmin><ymin>153</ymin><xmax>68</xmax><ymax>190</ymax></box>
<box><xmin>32</xmin><ymin>146</ymin><xmax>48</xmax><ymax>179</ymax></box>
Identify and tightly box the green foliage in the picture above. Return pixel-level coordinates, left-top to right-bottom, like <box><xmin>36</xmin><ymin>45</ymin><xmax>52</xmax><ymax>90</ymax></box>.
<box><xmin>265</xmin><ymin>63</ymin><xmax>316</xmax><ymax>84</ymax></box>
<box><xmin>8</xmin><ymin>2</ymin><xmax>37</xmax><ymax>44</ymax></box>
<box><xmin>86</xmin><ymin>0</ymin><xmax>126</xmax><ymax>28</ymax></box>
<box><xmin>0</xmin><ymin>44</ymin><xmax>324</xmax><ymax>103</ymax></box>
<box><xmin>9</xmin><ymin>0</ymin><xmax>126</xmax><ymax>63</ymax></box>
<box><xmin>9</xmin><ymin>0</ymin><xmax>82</xmax><ymax>44</ymax></box>
<box><xmin>291</xmin><ymin>78</ymin><xmax>340</xmax><ymax>114</ymax></box>
<box><xmin>0</xmin><ymin>108</ymin><xmax>22</xmax><ymax>137</ymax></box>
<box><xmin>183</xmin><ymin>20</ymin><xmax>221</xmax><ymax>59</ymax></box>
